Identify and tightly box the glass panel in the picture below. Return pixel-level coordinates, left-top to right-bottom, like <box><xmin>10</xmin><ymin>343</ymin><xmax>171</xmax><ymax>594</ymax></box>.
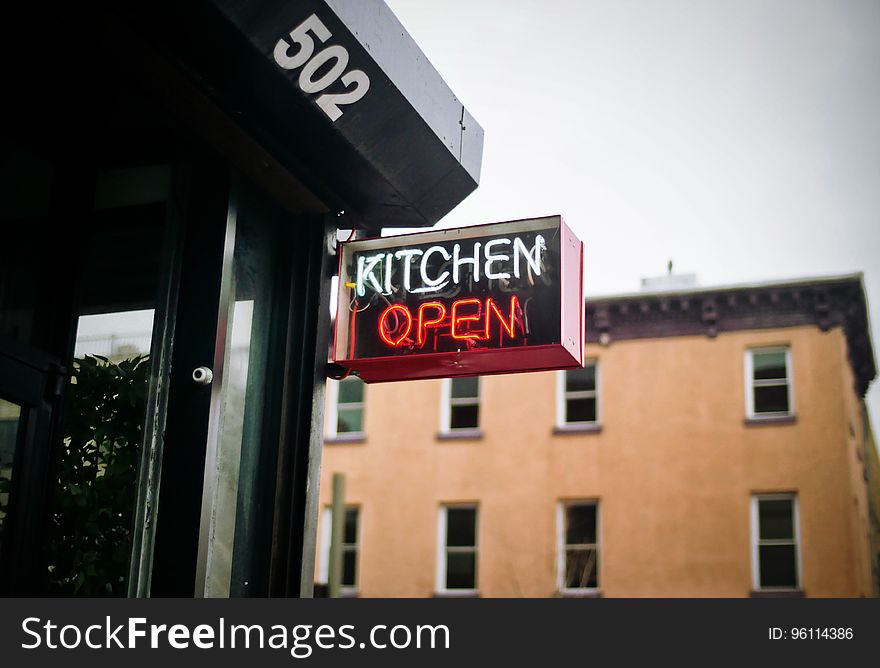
<box><xmin>0</xmin><ymin>137</ymin><xmax>53</xmax><ymax>346</ymax></box>
<box><xmin>566</xmin><ymin>504</ymin><xmax>597</xmax><ymax>545</ymax></box>
<box><xmin>753</xmin><ymin>351</ymin><xmax>787</xmax><ymax>381</ymax></box>
<box><xmin>759</xmin><ymin>499</ymin><xmax>794</xmax><ymax>540</ymax></box>
<box><xmin>759</xmin><ymin>544</ymin><xmax>797</xmax><ymax>588</ymax></box>
<box><xmin>337</xmin><ymin>407</ymin><xmax>364</xmax><ymax>434</ymax></box>
<box><xmin>565</xmin><ymin>548</ymin><xmax>598</xmax><ymax>588</ymax></box>
<box><xmin>73</xmin><ymin>310</ymin><xmax>154</xmax><ymax>359</ymax></box>
<box><xmin>566</xmin><ymin>397</ymin><xmax>596</xmax><ymax>424</ymax></box>
<box><xmin>46</xmin><ymin>173</ymin><xmax>168</xmax><ymax>596</ymax></box>
<box><xmin>205</xmin><ymin>297</ymin><xmax>253</xmax><ymax>597</ymax></box>
<box><xmin>342</xmin><ymin>549</ymin><xmax>357</xmax><ymax>587</ymax></box>
<box><xmin>446</xmin><ymin>507</ymin><xmax>476</xmax><ymax>547</ymax></box>
<box><xmin>566</xmin><ymin>365</ymin><xmax>595</xmax><ymax>393</ymax></box>
<box><xmin>338</xmin><ymin>377</ymin><xmax>364</xmax><ymax>404</ymax></box>
<box><xmin>50</xmin><ymin>354</ymin><xmax>152</xmax><ymax>596</ymax></box>
<box><xmin>0</xmin><ymin>400</ymin><xmax>22</xmax><ymax>558</ymax></box>
<box><xmin>446</xmin><ymin>552</ymin><xmax>476</xmax><ymax>589</ymax></box>
<box><xmin>450</xmin><ymin>404</ymin><xmax>479</xmax><ymax>430</ymax></box>
<box><xmin>753</xmin><ymin>385</ymin><xmax>789</xmax><ymax>414</ymax></box>
<box><xmin>203</xmin><ymin>184</ymin><xmax>284</xmax><ymax>597</ymax></box>
<box><xmin>343</xmin><ymin>507</ymin><xmax>359</xmax><ymax>545</ymax></box>
<box><xmin>450</xmin><ymin>376</ymin><xmax>479</xmax><ymax>399</ymax></box>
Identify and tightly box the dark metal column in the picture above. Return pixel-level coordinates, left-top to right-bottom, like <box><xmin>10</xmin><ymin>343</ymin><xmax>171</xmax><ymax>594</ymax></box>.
<box><xmin>269</xmin><ymin>215</ymin><xmax>335</xmax><ymax>597</ymax></box>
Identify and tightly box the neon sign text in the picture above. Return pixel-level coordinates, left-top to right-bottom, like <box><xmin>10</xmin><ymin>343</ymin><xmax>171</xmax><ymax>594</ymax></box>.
<box><xmin>378</xmin><ymin>296</ymin><xmax>523</xmax><ymax>349</ymax></box>
<box><xmin>333</xmin><ymin>216</ymin><xmax>583</xmax><ymax>383</ymax></box>
<box><xmin>355</xmin><ymin>235</ymin><xmax>546</xmax><ymax>297</ymax></box>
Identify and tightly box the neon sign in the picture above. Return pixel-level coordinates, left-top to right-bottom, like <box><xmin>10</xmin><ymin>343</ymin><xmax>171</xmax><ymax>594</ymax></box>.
<box><xmin>333</xmin><ymin>216</ymin><xmax>584</xmax><ymax>383</ymax></box>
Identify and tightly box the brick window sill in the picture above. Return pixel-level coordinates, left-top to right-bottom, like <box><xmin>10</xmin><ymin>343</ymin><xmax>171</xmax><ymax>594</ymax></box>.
<box><xmin>436</xmin><ymin>430</ymin><xmax>484</xmax><ymax>441</ymax></box>
<box><xmin>432</xmin><ymin>590</ymin><xmax>480</xmax><ymax>598</ymax></box>
<box><xmin>324</xmin><ymin>433</ymin><xmax>367</xmax><ymax>444</ymax></box>
<box><xmin>744</xmin><ymin>414</ymin><xmax>797</xmax><ymax>427</ymax></box>
<box><xmin>553</xmin><ymin>423</ymin><xmax>603</xmax><ymax>435</ymax></box>
<box><xmin>556</xmin><ymin>589</ymin><xmax>603</xmax><ymax>598</ymax></box>
<box><xmin>749</xmin><ymin>589</ymin><xmax>805</xmax><ymax>598</ymax></box>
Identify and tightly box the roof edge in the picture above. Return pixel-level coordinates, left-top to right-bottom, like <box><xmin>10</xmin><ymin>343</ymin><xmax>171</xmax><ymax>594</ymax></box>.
<box><xmin>585</xmin><ymin>273</ymin><xmax>876</xmax><ymax>397</ymax></box>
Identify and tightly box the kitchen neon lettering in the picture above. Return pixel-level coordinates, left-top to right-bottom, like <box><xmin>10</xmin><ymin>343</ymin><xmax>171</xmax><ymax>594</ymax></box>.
<box><xmin>355</xmin><ymin>235</ymin><xmax>545</xmax><ymax>297</ymax></box>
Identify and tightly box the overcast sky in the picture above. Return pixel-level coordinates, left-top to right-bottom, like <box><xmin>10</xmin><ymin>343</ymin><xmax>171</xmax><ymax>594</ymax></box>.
<box><xmin>385</xmin><ymin>0</ymin><xmax>880</xmax><ymax>432</ymax></box>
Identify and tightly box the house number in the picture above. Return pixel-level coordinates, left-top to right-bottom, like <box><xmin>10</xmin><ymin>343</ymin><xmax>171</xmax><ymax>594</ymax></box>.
<box><xmin>273</xmin><ymin>14</ymin><xmax>371</xmax><ymax>122</ymax></box>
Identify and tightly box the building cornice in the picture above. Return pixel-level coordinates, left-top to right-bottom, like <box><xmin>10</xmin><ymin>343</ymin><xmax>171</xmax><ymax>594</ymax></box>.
<box><xmin>586</xmin><ymin>274</ymin><xmax>876</xmax><ymax>396</ymax></box>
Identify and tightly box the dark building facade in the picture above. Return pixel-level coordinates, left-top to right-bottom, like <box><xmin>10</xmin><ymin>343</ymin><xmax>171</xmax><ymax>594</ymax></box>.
<box><xmin>0</xmin><ymin>0</ymin><xmax>482</xmax><ymax>596</ymax></box>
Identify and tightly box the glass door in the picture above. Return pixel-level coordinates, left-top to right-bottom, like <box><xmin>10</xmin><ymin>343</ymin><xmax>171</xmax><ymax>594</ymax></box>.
<box><xmin>0</xmin><ymin>128</ymin><xmax>184</xmax><ymax>596</ymax></box>
<box><xmin>41</xmin><ymin>166</ymin><xmax>176</xmax><ymax>596</ymax></box>
<box><xmin>0</xmin><ymin>135</ymin><xmax>69</xmax><ymax>594</ymax></box>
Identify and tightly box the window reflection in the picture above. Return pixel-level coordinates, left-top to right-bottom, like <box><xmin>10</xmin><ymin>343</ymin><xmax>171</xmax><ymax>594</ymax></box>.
<box><xmin>0</xmin><ymin>399</ymin><xmax>22</xmax><ymax>560</ymax></box>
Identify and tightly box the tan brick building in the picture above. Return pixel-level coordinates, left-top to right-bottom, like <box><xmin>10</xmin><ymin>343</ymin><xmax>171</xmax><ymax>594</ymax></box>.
<box><xmin>316</xmin><ymin>273</ymin><xmax>878</xmax><ymax>597</ymax></box>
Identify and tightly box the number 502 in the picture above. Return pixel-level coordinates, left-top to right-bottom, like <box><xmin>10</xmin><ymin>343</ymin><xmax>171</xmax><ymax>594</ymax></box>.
<box><xmin>274</xmin><ymin>14</ymin><xmax>371</xmax><ymax>121</ymax></box>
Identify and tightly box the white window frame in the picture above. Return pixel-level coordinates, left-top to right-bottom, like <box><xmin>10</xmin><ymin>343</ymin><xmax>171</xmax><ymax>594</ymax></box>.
<box><xmin>750</xmin><ymin>493</ymin><xmax>801</xmax><ymax>592</ymax></box>
<box><xmin>326</xmin><ymin>376</ymin><xmax>366</xmax><ymax>438</ymax></box>
<box><xmin>318</xmin><ymin>505</ymin><xmax>360</xmax><ymax>594</ymax></box>
<box><xmin>436</xmin><ymin>504</ymin><xmax>479</xmax><ymax>595</ymax></box>
<box><xmin>744</xmin><ymin>346</ymin><xmax>794</xmax><ymax>419</ymax></box>
<box><xmin>556</xmin><ymin>360</ymin><xmax>600</xmax><ymax>428</ymax></box>
<box><xmin>556</xmin><ymin>500</ymin><xmax>600</xmax><ymax>595</ymax></box>
<box><xmin>440</xmin><ymin>377</ymin><xmax>481</xmax><ymax>434</ymax></box>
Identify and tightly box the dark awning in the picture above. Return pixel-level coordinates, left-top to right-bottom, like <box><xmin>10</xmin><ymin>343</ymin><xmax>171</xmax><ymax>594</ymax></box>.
<box><xmin>156</xmin><ymin>0</ymin><xmax>484</xmax><ymax>228</ymax></box>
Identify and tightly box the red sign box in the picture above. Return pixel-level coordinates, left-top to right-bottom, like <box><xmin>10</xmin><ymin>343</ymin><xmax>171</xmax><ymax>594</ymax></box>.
<box><xmin>332</xmin><ymin>215</ymin><xmax>584</xmax><ymax>383</ymax></box>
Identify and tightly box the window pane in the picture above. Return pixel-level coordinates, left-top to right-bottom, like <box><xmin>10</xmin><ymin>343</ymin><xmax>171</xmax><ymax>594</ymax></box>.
<box><xmin>342</xmin><ymin>549</ymin><xmax>357</xmax><ymax>587</ymax></box>
<box><xmin>566</xmin><ymin>397</ymin><xmax>596</xmax><ymax>423</ymax></box>
<box><xmin>566</xmin><ymin>365</ymin><xmax>595</xmax><ymax>393</ymax></box>
<box><xmin>446</xmin><ymin>552</ymin><xmax>476</xmax><ymax>589</ymax></box>
<box><xmin>564</xmin><ymin>548</ymin><xmax>598</xmax><ymax>589</ymax></box>
<box><xmin>450</xmin><ymin>404</ymin><xmax>479</xmax><ymax>430</ymax></box>
<box><xmin>446</xmin><ymin>507</ymin><xmax>476</xmax><ymax>547</ymax></box>
<box><xmin>759</xmin><ymin>499</ymin><xmax>794</xmax><ymax>540</ymax></box>
<box><xmin>566</xmin><ymin>505</ymin><xmax>597</xmax><ymax>545</ymax></box>
<box><xmin>0</xmin><ymin>139</ymin><xmax>53</xmax><ymax>347</ymax></box>
<box><xmin>753</xmin><ymin>385</ymin><xmax>789</xmax><ymax>414</ymax></box>
<box><xmin>759</xmin><ymin>544</ymin><xmax>797</xmax><ymax>588</ymax></box>
<box><xmin>450</xmin><ymin>377</ymin><xmax>479</xmax><ymax>399</ymax></box>
<box><xmin>45</xmin><ymin>178</ymin><xmax>168</xmax><ymax>597</ymax></box>
<box><xmin>753</xmin><ymin>351</ymin><xmax>787</xmax><ymax>381</ymax></box>
<box><xmin>337</xmin><ymin>407</ymin><xmax>364</xmax><ymax>434</ymax></box>
<box><xmin>344</xmin><ymin>508</ymin><xmax>359</xmax><ymax>545</ymax></box>
<box><xmin>338</xmin><ymin>377</ymin><xmax>364</xmax><ymax>404</ymax></box>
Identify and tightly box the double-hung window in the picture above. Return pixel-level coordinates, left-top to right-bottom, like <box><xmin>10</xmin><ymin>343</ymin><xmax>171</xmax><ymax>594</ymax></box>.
<box><xmin>745</xmin><ymin>347</ymin><xmax>793</xmax><ymax>419</ymax></box>
<box><xmin>441</xmin><ymin>377</ymin><xmax>480</xmax><ymax>434</ymax></box>
<box><xmin>436</xmin><ymin>505</ymin><xmax>478</xmax><ymax>594</ymax></box>
<box><xmin>557</xmin><ymin>501</ymin><xmax>599</xmax><ymax>593</ymax></box>
<box><xmin>318</xmin><ymin>506</ymin><xmax>360</xmax><ymax>593</ymax></box>
<box><xmin>751</xmin><ymin>494</ymin><xmax>800</xmax><ymax>592</ymax></box>
<box><xmin>326</xmin><ymin>376</ymin><xmax>365</xmax><ymax>439</ymax></box>
<box><xmin>557</xmin><ymin>361</ymin><xmax>599</xmax><ymax>428</ymax></box>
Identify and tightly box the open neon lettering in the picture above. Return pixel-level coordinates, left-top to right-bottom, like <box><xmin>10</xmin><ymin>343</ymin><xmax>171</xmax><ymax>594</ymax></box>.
<box><xmin>377</xmin><ymin>304</ymin><xmax>412</xmax><ymax>346</ymax></box>
<box><xmin>416</xmin><ymin>302</ymin><xmax>447</xmax><ymax>346</ymax></box>
<box><xmin>451</xmin><ymin>298</ymin><xmax>483</xmax><ymax>342</ymax></box>
<box><xmin>377</xmin><ymin>296</ymin><xmax>523</xmax><ymax>349</ymax></box>
<box><xmin>485</xmin><ymin>295</ymin><xmax>520</xmax><ymax>341</ymax></box>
